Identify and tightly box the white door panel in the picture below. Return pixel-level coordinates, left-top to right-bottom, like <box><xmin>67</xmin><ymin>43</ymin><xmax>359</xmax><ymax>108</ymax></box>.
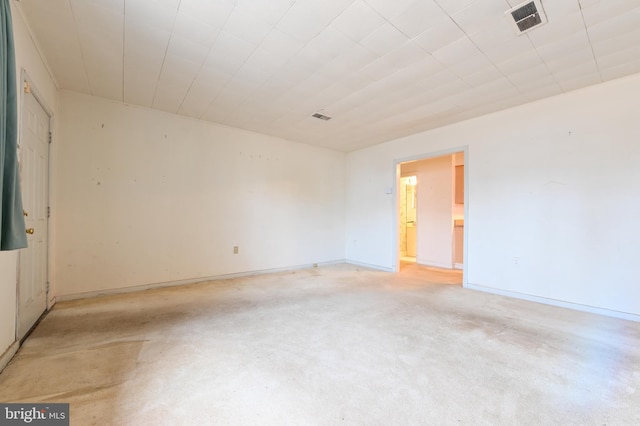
<box><xmin>18</xmin><ymin>85</ymin><xmax>50</xmax><ymax>340</ymax></box>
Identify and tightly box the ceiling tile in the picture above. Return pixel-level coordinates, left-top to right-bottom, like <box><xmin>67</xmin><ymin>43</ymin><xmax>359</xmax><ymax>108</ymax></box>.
<box><xmin>596</xmin><ymin>45</ymin><xmax>640</xmax><ymax>73</ymax></box>
<box><xmin>495</xmin><ymin>50</ymin><xmax>542</xmax><ymax>75</ymax></box>
<box><xmin>330</xmin><ymin>1</ymin><xmax>385</xmax><ymax>43</ymax></box>
<box><xmin>413</xmin><ymin>16</ymin><xmax>466</xmax><ymax>54</ymax></box>
<box><xmin>72</xmin><ymin>0</ymin><xmax>124</xmax><ymax>100</ymax></box>
<box><xmin>462</xmin><ymin>66</ymin><xmax>504</xmax><ymax>86</ymax></box>
<box><xmin>304</xmin><ymin>27</ymin><xmax>358</xmax><ymax>62</ymax></box>
<box><xmin>436</xmin><ymin>0</ymin><xmax>478</xmax><ymax>15</ymax></box>
<box><xmin>557</xmin><ymin>72</ymin><xmax>601</xmax><ymax>92</ymax></box>
<box><xmin>600</xmin><ymin>59</ymin><xmax>640</xmax><ymax>82</ymax></box>
<box><xmin>126</xmin><ymin>0</ymin><xmax>178</xmax><ymax>32</ymax></box>
<box><xmin>451</xmin><ymin>0</ymin><xmax>510</xmax><ymax>36</ymax></box>
<box><xmin>480</xmin><ymin>34</ymin><xmax>535</xmax><ymax>64</ymax></box>
<box><xmin>580</xmin><ymin>0</ymin><xmax>640</xmax><ymax>27</ymax></box>
<box><xmin>276</xmin><ymin>0</ymin><xmax>351</xmax><ymax>44</ymax></box>
<box><xmin>321</xmin><ymin>44</ymin><xmax>378</xmax><ymax>79</ymax></box>
<box><xmin>591</xmin><ymin>27</ymin><xmax>640</xmax><ymax>59</ymax></box>
<box><xmin>468</xmin><ymin>23</ymin><xmax>515</xmax><ymax>51</ymax></box>
<box><xmin>551</xmin><ymin>61</ymin><xmax>599</xmax><ymax>82</ymax></box>
<box><xmin>432</xmin><ymin>36</ymin><xmax>480</xmax><ymax>66</ymax></box>
<box><xmin>260</xmin><ymin>29</ymin><xmax>305</xmax><ymax>61</ymax></box>
<box><xmin>360</xmin><ymin>22</ymin><xmax>410</xmax><ymax>57</ymax></box>
<box><xmin>152</xmin><ymin>55</ymin><xmax>201</xmax><ymax>112</ymax></box>
<box><xmin>166</xmin><ymin>33</ymin><xmax>211</xmax><ymax>64</ymax></box>
<box><xmin>178</xmin><ymin>0</ymin><xmax>236</xmax><ymax>28</ymax></box>
<box><xmin>18</xmin><ymin>0</ymin><xmax>91</xmax><ymax>93</ymax></box>
<box><xmin>172</xmin><ymin>13</ymin><xmax>220</xmax><ymax>46</ymax></box>
<box><xmin>535</xmin><ymin>31</ymin><xmax>591</xmax><ymax>63</ymax></box>
<box><xmin>364</xmin><ymin>0</ymin><xmax>415</xmax><ymax>21</ymax></box>
<box><xmin>390</xmin><ymin>56</ymin><xmax>445</xmax><ymax>83</ymax></box>
<box><xmin>520</xmin><ymin>83</ymin><xmax>563</xmax><ymax>103</ymax></box>
<box><xmin>449</xmin><ymin>53</ymin><xmax>493</xmax><ymax>78</ymax></box>
<box><xmin>177</xmin><ymin>76</ymin><xmax>225</xmax><ymax>117</ymax></box>
<box><xmin>390</xmin><ymin>0</ymin><xmax>448</xmax><ymax>39</ymax></box>
<box><xmin>204</xmin><ymin>31</ymin><xmax>257</xmax><ymax>75</ymax></box>
<box><xmin>124</xmin><ymin>39</ymin><xmax>166</xmax><ymax>106</ymax></box>
<box><xmin>507</xmin><ymin>62</ymin><xmax>552</xmax><ymax>85</ymax></box>
<box><xmin>359</xmin><ymin>57</ymin><xmax>400</xmax><ymax>82</ymax></box>
<box><xmin>544</xmin><ymin>48</ymin><xmax>595</xmax><ymax>74</ymax></box>
<box><xmin>223</xmin><ymin>7</ymin><xmax>274</xmax><ymax>46</ymax></box>
<box><xmin>541</xmin><ymin>0</ymin><xmax>580</xmax><ymax>18</ymax></box>
<box><xmin>526</xmin><ymin>11</ymin><xmax>586</xmax><ymax>48</ymax></box>
<box><xmin>235</xmin><ymin>0</ymin><xmax>294</xmax><ymax>26</ymax></box>
<box><xmin>380</xmin><ymin>41</ymin><xmax>430</xmax><ymax>70</ymax></box>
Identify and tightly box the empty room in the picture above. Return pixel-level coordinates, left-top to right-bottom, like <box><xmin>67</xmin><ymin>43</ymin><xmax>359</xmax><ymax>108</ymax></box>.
<box><xmin>1</xmin><ymin>0</ymin><xmax>639</xmax><ymax>424</ymax></box>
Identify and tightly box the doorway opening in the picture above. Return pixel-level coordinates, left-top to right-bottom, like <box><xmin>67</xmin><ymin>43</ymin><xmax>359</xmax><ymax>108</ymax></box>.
<box><xmin>399</xmin><ymin>175</ymin><xmax>417</xmax><ymax>263</ymax></box>
<box><xmin>395</xmin><ymin>149</ymin><xmax>467</xmax><ymax>286</ymax></box>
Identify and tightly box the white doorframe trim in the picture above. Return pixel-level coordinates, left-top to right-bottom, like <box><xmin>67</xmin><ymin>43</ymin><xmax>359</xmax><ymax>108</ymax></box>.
<box><xmin>16</xmin><ymin>70</ymin><xmax>54</xmax><ymax>342</ymax></box>
<box><xmin>392</xmin><ymin>146</ymin><xmax>470</xmax><ymax>288</ymax></box>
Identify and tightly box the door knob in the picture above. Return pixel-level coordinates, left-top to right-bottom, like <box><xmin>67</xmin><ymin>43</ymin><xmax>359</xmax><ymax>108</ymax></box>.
<box><xmin>26</xmin><ymin>228</ymin><xmax>35</xmax><ymax>234</ymax></box>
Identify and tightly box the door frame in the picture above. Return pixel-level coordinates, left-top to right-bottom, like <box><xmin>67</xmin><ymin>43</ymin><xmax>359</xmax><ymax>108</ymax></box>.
<box><xmin>16</xmin><ymin>70</ymin><xmax>54</xmax><ymax>340</ymax></box>
<box><xmin>392</xmin><ymin>145</ymin><xmax>469</xmax><ymax>287</ymax></box>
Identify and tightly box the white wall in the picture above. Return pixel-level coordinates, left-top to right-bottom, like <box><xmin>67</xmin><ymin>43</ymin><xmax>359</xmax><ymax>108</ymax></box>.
<box><xmin>346</xmin><ymin>73</ymin><xmax>640</xmax><ymax>319</ymax></box>
<box><xmin>414</xmin><ymin>156</ymin><xmax>453</xmax><ymax>269</ymax></box>
<box><xmin>54</xmin><ymin>91</ymin><xmax>346</xmax><ymax>297</ymax></box>
<box><xmin>1</xmin><ymin>2</ymin><xmax>58</xmax><ymax>359</ymax></box>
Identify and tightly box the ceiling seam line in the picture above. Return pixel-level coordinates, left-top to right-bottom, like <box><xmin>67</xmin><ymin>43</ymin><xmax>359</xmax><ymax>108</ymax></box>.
<box><xmin>198</xmin><ymin>2</ymin><xmax>255</xmax><ymax>121</ymax></box>
<box><xmin>67</xmin><ymin>0</ymin><xmax>94</xmax><ymax>95</ymax></box>
<box><xmin>578</xmin><ymin>2</ymin><xmax>603</xmax><ymax>82</ymax></box>
<box><xmin>526</xmin><ymin>31</ymin><xmax>565</xmax><ymax>94</ymax></box>
<box><xmin>151</xmin><ymin>0</ymin><xmax>183</xmax><ymax>108</ymax></box>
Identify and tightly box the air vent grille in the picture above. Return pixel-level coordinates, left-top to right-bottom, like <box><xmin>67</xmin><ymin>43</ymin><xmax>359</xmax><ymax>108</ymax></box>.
<box><xmin>312</xmin><ymin>112</ymin><xmax>332</xmax><ymax>121</ymax></box>
<box><xmin>506</xmin><ymin>0</ymin><xmax>547</xmax><ymax>35</ymax></box>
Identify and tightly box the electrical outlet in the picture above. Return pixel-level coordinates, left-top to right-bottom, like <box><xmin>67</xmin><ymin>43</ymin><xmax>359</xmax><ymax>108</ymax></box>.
<box><xmin>233</xmin><ymin>246</ymin><xmax>239</xmax><ymax>254</ymax></box>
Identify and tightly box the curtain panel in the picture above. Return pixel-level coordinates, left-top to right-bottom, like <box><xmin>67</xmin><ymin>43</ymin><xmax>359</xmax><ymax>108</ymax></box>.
<box><xmin>1</xmin><ymin>0</ymin><xmax>27</xmax><ymax>250</ymax></box>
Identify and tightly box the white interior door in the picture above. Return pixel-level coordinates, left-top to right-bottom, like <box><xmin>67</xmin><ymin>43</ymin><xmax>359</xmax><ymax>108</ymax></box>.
<box><xmin>17</xmin><ymin>84</ymin><xmax>50</xmax><ymax>340</ymax></box>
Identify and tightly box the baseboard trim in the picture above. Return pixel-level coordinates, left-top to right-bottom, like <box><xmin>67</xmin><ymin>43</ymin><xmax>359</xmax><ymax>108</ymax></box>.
<box><xmin>454</xmin><ymin>263</ymin><xmax>463</xmax><ymax>270</ymax></box>
<box><xmin>56</xmin><ymin>260</ymin><xmax>347</xmax><ymax>302</ymax></box>
<box><xmin>466</xmin><ymin>283</ymin><xmax>640</xmax><ymax>323</ymax></box>
<box><xmin>345</xmin><ymin>260</ymin><xmax>393</xmax><ymax>272</ymax></box>
<box><xmin>0</xmin><ymin>341</ymin><xmax>19</xmax><ymax>373</ymax></box>
<box><xmin>417</xmin><ymin>259</ymin><xmax>454</xmax><ymax>269</ymax></box>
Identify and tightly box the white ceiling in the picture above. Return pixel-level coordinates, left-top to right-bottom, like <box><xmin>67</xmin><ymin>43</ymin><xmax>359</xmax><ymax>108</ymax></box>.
<box><xmin>16</xmin><ymin>0</ymin><xmax>640</xmax><ymax>151</ymax></box>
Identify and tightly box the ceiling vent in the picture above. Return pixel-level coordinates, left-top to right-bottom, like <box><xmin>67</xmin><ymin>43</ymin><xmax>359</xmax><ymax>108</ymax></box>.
<box><xmin>312</xmin><ymin>112</ymin><xmax>332</xmax><ymax>121</ymax></box>
<box><xmin>506</xmin><ymin>0</ymin><xmax>547</xmax><ymax>35</ymax></box>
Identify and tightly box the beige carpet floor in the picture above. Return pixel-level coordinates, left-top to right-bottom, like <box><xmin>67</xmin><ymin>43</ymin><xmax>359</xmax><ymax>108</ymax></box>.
<box><xmin>0</xmin><ymin>263</ymin><xmax>638</xmax><ymax>425</ymax></box>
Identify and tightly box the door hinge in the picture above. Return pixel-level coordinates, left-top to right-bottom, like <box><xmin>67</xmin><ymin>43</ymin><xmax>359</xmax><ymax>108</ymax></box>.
<box><xmin>46</xmin><ymin>281</ymin><xmax>50</xmax><ymax>293</ymax></box>
<box><xmin>48</xmin><ymin>132</ymin><xmax>52</xmax><ymax>144</ymax></box>
<box><xmin>47</xmin><ymin>206</ymin><xmax>50</xmax><ymax>218</ymax></box>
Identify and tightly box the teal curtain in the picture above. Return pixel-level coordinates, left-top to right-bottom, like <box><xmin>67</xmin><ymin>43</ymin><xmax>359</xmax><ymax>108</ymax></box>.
<box><xmin>1</xmin><ymin>0</ymin><xmax>27</xmax><ymax>250</ymax></box>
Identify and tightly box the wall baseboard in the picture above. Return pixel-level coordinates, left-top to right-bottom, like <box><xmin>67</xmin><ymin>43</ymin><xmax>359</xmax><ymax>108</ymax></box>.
<box><xmin>55</xmin><ymin>260</ymin><xmax>347</xmax><ymax>302</ymax></box>
<box><xmin>454</xmin><ymin>263</ymin><xmax>463</xmax><ymax>270</ymax></box>
<box><xmin>466</xmin><ymin>283</ymin><xmax>640</xmax><ymax>323</ymax></box>
<box><xmin>345</xmin><ymin>260</ymin><xmax>394</xmax><ymax>272</ymax></box>
<box><xmin>0</xmin><ymin>341</ymin><xmax>19</xmax><ymax>373</ymax></box>
<box><xmin>417</xmin><ymin>259</ymin><xmax>454</xmax><ymax>269</ymax></box>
